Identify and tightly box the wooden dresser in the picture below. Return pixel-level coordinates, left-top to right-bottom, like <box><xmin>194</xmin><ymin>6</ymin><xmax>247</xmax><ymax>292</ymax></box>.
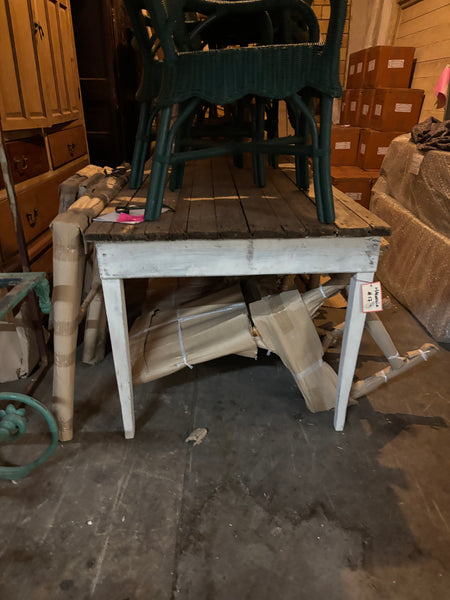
<box><xmin>0</xmin><ymin>0</ymin><xmax>89</xmax><ymax>273</ymax></box>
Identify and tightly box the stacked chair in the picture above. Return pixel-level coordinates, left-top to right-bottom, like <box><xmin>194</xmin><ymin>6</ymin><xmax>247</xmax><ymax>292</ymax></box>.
<box><xmin>124</xmin><ymin>0</ymin><xmax>348</xmax><ymax>224</ymax></box>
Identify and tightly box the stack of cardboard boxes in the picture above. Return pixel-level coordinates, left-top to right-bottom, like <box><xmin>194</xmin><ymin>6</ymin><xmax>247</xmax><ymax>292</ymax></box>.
<box><xmin>331</xmin><ymin>45</ymin><xmax>424</xmax><ymax>208</ymax></box>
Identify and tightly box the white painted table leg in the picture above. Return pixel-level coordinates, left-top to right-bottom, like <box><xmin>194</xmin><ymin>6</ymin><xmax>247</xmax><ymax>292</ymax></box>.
<box><xmin>101</xmin><ymin>278</ymin><xmax>135</xmax><ymax>439</ymax></box>
<box><xmin>334</xmin><ymin>271</ymin><xmax>374</xmax><ymax>431</ymax></box>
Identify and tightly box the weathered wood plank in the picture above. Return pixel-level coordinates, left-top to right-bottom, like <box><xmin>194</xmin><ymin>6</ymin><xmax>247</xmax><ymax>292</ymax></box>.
<box><xmin>332</xmin><ymin>197</ymin><xmax>372</xmax><ymax>236</ymax></box>
<box><xmin>212</xmin><ymin>156</ymin><xmax>250</xmax><ymax>238</ymax></box>
<box><xmin>230</xmin><ymin>160</ymin><xmax>286</xmax><ymax>238</ymax></box>
<box><xmin>169</xmin><ymin>163</ymin><xmax>194</xmax><ymax>239</ymax></box>
<box><xmin>187</xmin><ymin>159</ymin><xmax>218</xmax><ymax>239</ymax></box>
<box><xmin>271</xmin><ymin>167</ymin><xmax>336</xmax><ymax>237</ymax></box>
<box><xmin>262</xmin><ymin>169</ymin><xmax>308</xmax><ymax>237</ymax></box>
<box><xmin>332</xmin><ymin>187</ymin><xmax>391</xmax><ymax>236</ymax></box>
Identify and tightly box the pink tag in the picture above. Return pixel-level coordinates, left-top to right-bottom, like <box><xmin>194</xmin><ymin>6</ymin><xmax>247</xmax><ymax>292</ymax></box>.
<box><xmin>117</xmin><ymin>212</ymin><xmax>144</xmax><ymax>223</ymax></box>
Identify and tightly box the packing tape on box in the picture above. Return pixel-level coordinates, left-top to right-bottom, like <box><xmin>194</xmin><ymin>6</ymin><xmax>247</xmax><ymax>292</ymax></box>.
<box><xmin>131</xmin><ymin>302</ymin><xmax>246</xmax><ymax>338</ymax></box>
<box><xmin>294</xmin><ymin>359</ymin><xmax>324</xmax><ymax>380</ymax></box>
<box><xmin>176</xmin><ymin>308</ymin><xmax>193</xmax><ymax>369</ymax></box>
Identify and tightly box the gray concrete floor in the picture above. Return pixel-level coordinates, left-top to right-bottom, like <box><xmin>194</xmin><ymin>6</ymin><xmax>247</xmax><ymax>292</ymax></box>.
<box><xmin>0</xmin><ymin>286</ymin><xmax>449</xmax><ymax>600</ymax></box>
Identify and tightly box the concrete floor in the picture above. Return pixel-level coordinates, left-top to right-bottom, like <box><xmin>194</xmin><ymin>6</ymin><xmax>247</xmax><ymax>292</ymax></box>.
<box><xmin>0</xmin><ymin>286</ymin><xmax>449</xmax><ymax>600</ymax></box>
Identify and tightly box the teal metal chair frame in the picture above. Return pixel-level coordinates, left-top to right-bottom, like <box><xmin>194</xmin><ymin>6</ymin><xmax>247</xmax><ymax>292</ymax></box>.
<box><xmin>0</xmin><ymin>273</ymin><xmax>57</xmax><ymax>480</ymax></box>
<box><xmin>125</xmin><ymin>0</ymin><xmax>347</xmax><ymax>224</ymax></box>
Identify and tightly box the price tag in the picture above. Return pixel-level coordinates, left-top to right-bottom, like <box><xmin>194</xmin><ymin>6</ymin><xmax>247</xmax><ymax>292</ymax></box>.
<box><xmin>409</xmin><ymin>153</ymin><xmax>424</xmax><ymax>175</ymax></box>
<box><xmin>361</xmin><ymin>281</ymin><xmax>383</xmax><ymax>313</ymax></box>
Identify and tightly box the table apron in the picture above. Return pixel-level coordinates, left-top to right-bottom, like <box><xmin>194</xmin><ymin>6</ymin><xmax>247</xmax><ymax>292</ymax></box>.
<box><xmin>95</xmin><ymin>237</ymin><xmax>382</xmax><ymax>279</ymax></box>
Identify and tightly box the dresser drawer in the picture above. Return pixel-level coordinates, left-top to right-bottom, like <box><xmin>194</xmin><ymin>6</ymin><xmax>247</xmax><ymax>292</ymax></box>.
<box><xmin>0</xmin><ymin>157</ymin><xmax>89</xmax><ymax>270</ymax></box>
<box><xmin>0</xmin><ymin>178</ymin><xmax>60</xmax><ymax>260</ymax></box>
<box><xmin>4</xmin><ymin>136</ymin><xmax>49</xmax><ymax>185</ymax></box>
<box><xmin>48</xmin><ymin>125</ymin><xmax>87</xmax><ymax>168</ymax></box>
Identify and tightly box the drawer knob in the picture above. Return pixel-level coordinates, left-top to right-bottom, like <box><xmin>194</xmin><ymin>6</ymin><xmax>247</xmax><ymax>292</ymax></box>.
<box><xmin>13</xmin><ymin>155</ymin><xmax>28</xmax><ymax>174</ymax></box>
<box><xmin>67</xmin><ymin>143</ymin><xmax>76</xmax><ymax>156</ymax></box>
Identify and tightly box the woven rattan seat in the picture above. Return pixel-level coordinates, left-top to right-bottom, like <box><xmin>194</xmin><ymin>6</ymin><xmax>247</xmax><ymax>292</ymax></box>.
<box><xmin>124</xmin><ymin>0</ymin><xmax>347</xmax><ymax>223</ymax></box>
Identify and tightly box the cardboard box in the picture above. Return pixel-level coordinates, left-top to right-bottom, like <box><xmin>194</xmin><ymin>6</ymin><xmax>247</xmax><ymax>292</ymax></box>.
<box><xmin>331</xmin><ymin>125</ymin><xmax>361</xmax><ymax>166</ymax></box>
<box><xmin>130</xmin><ymin>285</ymin><xmax>258</xmax><ymax>384</ymax></box>
<box><xmin>340</xmin><ymin>89</ymin><xmax>365</xmax><ymax>126</ymax></box>
<box><xmin>347</xmin><ymin>48</ymin><xmax>368</xmax><ymax>89</ymax></box>
<box><xmin>0</xmin><ymin>300</ymin><xmax>39</xmax><ymax>382</ymax></box>
<box><xmin>331</xmin><ymin>166</ymin><xmax>379</xmax><ymax>209</ymax></box>
<box><xmin>357</xmin><ymin>129</ymin><xmax>403</xmax><ymax>170</ymax></box>
<box><xmin>358</xmin><ymin>89</ymin><xmax>377</xmax><ymax>129</ymax></box>
<box><xmin>250</xmin><ymin>289</ymin><xmax>338</xmax><ymax>413</ymax></box>
<box><xmin>363</xmin><ymin>46</ymin><xmax>415</xmax><ymax>89</ymax></box>
<box><xmin>370</xmin><ymin>88</ymin><xmax>424</xmax><ymax>132</ymax></box>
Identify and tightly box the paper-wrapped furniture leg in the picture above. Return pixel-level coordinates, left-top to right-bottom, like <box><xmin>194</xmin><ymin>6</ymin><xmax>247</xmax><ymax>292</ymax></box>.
<box><xmin>51</xmin><ymin>211</ymin><xmax>90</xmax><ymax>441</ymax></box>
<box><xmin>51</xmin><ymin>169</ymin><xmax>130</xmax><ymax>440</ymax></box>
<box><xmin>81</xmin><ymin>259</ymin><xmax>107</xmax><ymax>365</ymax></box>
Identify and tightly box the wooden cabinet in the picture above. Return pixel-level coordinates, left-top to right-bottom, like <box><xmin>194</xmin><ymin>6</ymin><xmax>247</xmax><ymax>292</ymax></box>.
<box><xmin>0</xmin><ymin>0</ymin><xmax>81</xmax><ymax>130</ymax></box>
<box><xmin>0</xmin><ymin>0</ymin><xmax>89</xmax><ymax>273</ymax></box>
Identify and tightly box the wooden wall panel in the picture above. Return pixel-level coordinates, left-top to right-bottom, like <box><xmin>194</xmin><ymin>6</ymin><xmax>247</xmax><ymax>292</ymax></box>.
<box><xmin>394</xmin><ymin>0</ymin><xmax>450</xmax><ymax>121</ymax></box>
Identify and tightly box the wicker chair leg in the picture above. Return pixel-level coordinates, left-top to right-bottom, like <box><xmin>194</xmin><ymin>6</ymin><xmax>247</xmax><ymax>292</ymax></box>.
<box><xmin>232</xmin><ymin>100</ymin><xmax>246</xmax><ymax>169</ymax></box>
<box><xmin>288</xmin><ymin>93</ymin><xmax>326</xmax><ymax>223</ymax></box>
<box><xmin>169</xmin><ymin>102</ymin><xmax>194</xmax><ymax>191</ymax></box>
<box><xmin>145</xmin><ymin>106</ymin><xmax>173</xmax><ymax>221</ymax></box>
<box><xmin>267</xmin><ymin>99</ymin><xmax>279</xmax><ymax>169</ymax></box>
<box><xmin>295</xmin><ymin>94</ymin><xmax>312</xmax><ymax>191</ymax></box>
<box><xmin>252</xmin><ymin>97</ymin><xmax>266</xmax><ymax>187</ymax></box>
<box><xmin>130</xmin><ymin>102</ymin><xmax>151</xmax><ymax>189</ymax></box>
<box><xmin>145</xmin><ymin>100</ymin><xmax>202</xmax><ymax>220</ymax></box>
<box><xmin>317</xmin><ymin>95</ymin><xmax>335</xmax><ymax>224</ymax></box>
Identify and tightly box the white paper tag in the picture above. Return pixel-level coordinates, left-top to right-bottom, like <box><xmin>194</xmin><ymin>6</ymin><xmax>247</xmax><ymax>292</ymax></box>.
<box><xmin>395</xmin><ymin>103</ymin><xmax>412</xmax><ymax>113</ymax></box>
<box><xmin>350</xmin><ymin>64</ymin><xmax>355</xmax><ymax>75</ymax></box>
<box><xmin>357</xmin><ymin>62</ymin><xmax>363</xmax><ymax>73</ymax></box>
<box><xmin>409</xmin><ymin>153</ymin><xmax>424</xmax><ymax>175</ymax></box>
<box><xmin>361</xmin><ymin>282</ymin><xmax>383</xmax><ymax>313</ymax></box>
<box><xmin>335</xmin><ymin>141</ymin><xmax>351</xmax><ymax>150</ymax></box>
<box><xmin>377</xmin><ymin>146</ymin><xmax>388</xmax><ymax>155</ymax></box>
<box><xmin>341</xmin><ymin>102</ymin><xmax>346</xmax><ymax>112</ymax></box>
<box><xmin>360</xmin><ymin>143</ymin><xmax>366</xmax><ymax>154</ymax></box>
<box><xmin>350</xmin><ymin>101</ymin><xmax>356</xmax><ymax>111</ymax></box>
<box><xmin>347</xmin><ymin>192</ymin><xmax>362</xmax><ymax>201</ymax></box>
<box><xmin>368</xmin><ymin>59</ymin><xmax>376</xmax><ymax>72</ymax></box>
<box><xmin>374</xmin><ymin>104</ymin><xmax>382</xmax><ymax>116</ymax></box>
<box><xmin>388</xmin><ymin>59</ymin><xmax>405</xmax><ymax>69</ymax></box>
<box><xmin>362</xmin><ymin>104</ymin><xmax>369</xmax><ymax>115</ymax></box>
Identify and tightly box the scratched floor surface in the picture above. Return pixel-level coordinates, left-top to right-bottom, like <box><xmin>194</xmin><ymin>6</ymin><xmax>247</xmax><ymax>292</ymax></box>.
<box><xmin>0</xmin><ymin>292</ymin><xmax>449</xmax><ymax>600</ymax></box>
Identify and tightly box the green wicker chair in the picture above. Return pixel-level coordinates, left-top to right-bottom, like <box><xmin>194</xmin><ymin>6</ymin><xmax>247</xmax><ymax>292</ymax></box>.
<box><xmin>126</xmin><ymin>0</ymin><xmax>347</xmax><ymax>223</ymax></box>
<box><xmin>123</xmin><ymin>4</ymin><xmax>162</xmax><ymax>188</ymax></box>
<box><xmin>124</xmin><ymin>0</ymin><xmax>307</xmax><ymax>189</ymax></box>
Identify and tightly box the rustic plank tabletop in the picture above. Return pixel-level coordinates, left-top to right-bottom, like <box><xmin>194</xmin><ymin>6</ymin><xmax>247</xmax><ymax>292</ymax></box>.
<box><xmin>85</xmin><ymin>157</ymin><xmax>390</xmax><ymax>243</ymax></box>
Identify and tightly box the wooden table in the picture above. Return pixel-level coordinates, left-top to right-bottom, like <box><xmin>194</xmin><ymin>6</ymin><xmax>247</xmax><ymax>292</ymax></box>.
<box><xmin>85</xmin><ymin>157</ymin><xmax>390</xmax><ymax>439</ymax></box>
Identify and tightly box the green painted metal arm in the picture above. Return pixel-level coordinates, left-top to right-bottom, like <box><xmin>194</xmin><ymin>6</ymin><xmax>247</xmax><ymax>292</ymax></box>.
<box><xmin>0</xmin><ymin>272</ymin><xmax>51</xmax><ymax>320</ymax></box>
<box><xmin>0</xmin><ymin>393</ymin><xmax>58</xmax><ymax>481</ymax></box>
